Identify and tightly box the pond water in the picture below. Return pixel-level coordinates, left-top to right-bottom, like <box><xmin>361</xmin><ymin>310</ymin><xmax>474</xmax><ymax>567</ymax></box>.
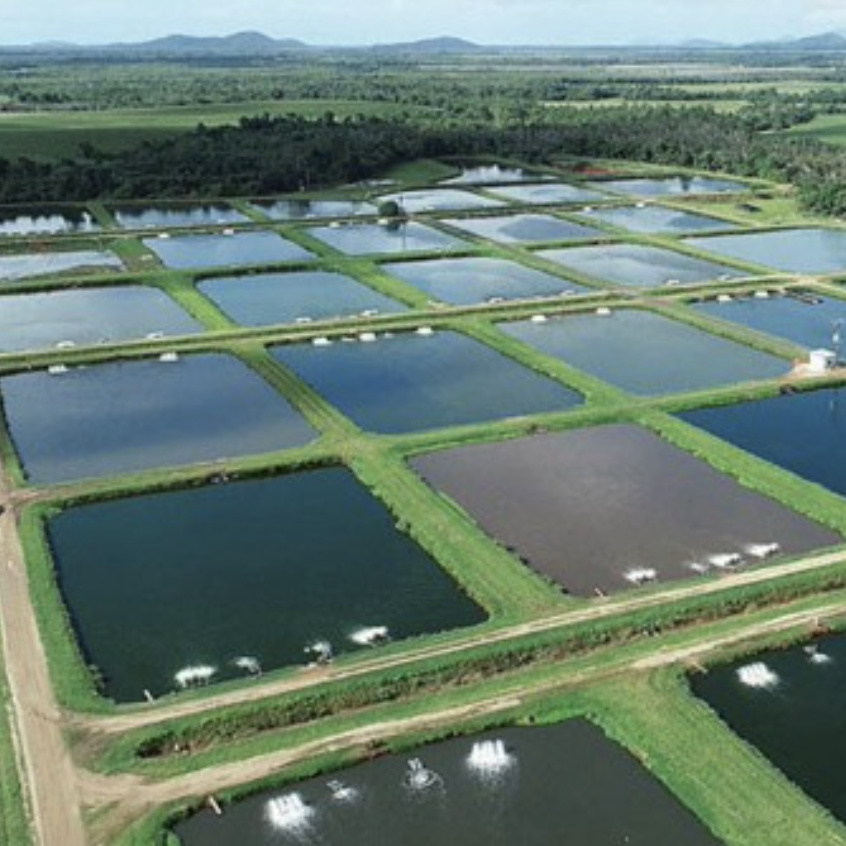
<box><xmin>443</xmin><ymin>165</ymin><xmax>540</xmax><ymax>185</ymax></box>
<box><xmin>308</xmin><ymin>221</ymin><xmax>463</xmax><ymax>256</ymax></box>
<box><xmin>175</xmin><ymin>721</ymin><xmax>722</xmax><ymax>846</ymax></box>
<box><xmin>0</xmin><ymin>353</ymin><xmax>315</xmax><ymax>484</ymax></box>
<box><xmin>0</xmin><ymin>250</ymin><xmax>123</xmax><ymax>283</ymax></box>
<box><xmin>0</xmin><ymin>206</ymin><xmax>100</xmax><ymax>237</ymax></box>
<box><xmin>694</xmin><ymin>292</ymin><xmax>846</xmax><ymax>350</ymax></box>
<box><xmin>581</xmin><ymin>205</ymin><xmax>735</xmax><ymax>235</ymax></box>
<box><xmin>112</xmin><ymin>203</ymin><xmax>248</xmax><ymax>230</ymax></box>
<box><xmin>413</xmin><ymin>426</ymin><xmax>837</xmax><ymax>597</ymax></box>
<box><xmin>272</xmin><ymin>331</ymin><xmax>581</xmax><ymax>434</ymax></box>
<box><xmin>681</xmin><ymin>387</ymin><xmax>846</xmax><ymax>499</ymax></box>
<box><xmin>0</xmin><ymin>285</ymin><xmax>201</xmax><ymax>353</ymax></box>
<box><xmin>249</xmin><ymin>199</ymin><xmax>376</xmax><ymax>221</ymax></box>
<box><xmin>379</xmin><ymin>189</ymin><xmax>504</xmax><ymax>213</ymax></box>
<box><xmin>502</xmin><ymin>310</ymin><xmax>788</xmax><ymax>396</ymax></box>
<box><xmin>144</xmin><ymin>231</ymin><xmax>314</xmax><ymax>270</ymax></box>
<box><xmin>381</xmin><ymin>257</ymin><xmax>589</xmax><ymax>305</ymax></box>
<box><xmin>586</xmin><ymin>177</ymin><xmax>748</xmax><ymax>197</ymax></box>
<box><xmin>686</xmin><ymin>229</ymin><xmax>846</xmax><ymax>275</ymax></box>
<box><xmin>693</xmin><ymin>632</ymin><xmax>846</xmax><ymax>823</ymax></box>
<box><xmin>539</xmin><ymin>244</ymin><xmax>741</xmax><ymax>288</ymax></box>
<box><xmin>483</xmin><ymin>183</ymin><xmax>607</xmax><ymax>206</ymax></box>
<box><xmin>442</xmin><ymin>214</ymin><xmax>602</xmax><ymax>245</ymax></box>
<box><xmin>47</xmin><ymin>468</ymin><xmax>483</xmax><ymax>702</ymax></box>
<box><xmin>199</xmin><ymin>271</ymin><xmax>405</xmax><ymax>326</ymax></box>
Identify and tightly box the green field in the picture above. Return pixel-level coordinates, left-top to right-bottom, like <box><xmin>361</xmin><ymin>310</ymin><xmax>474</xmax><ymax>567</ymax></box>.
<box><xmin>783</xmin><ymin>113</ymin><xmax>846</xmax><ymax>146</ymax></box>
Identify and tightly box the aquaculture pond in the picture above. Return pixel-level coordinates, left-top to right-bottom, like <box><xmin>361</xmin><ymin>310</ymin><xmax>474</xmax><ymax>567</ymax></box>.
<box><xmin>0</xmin><ymin>249</ymin><xmax>123</xmax><ymax>283</ymax></box>
<box><xmin>681</xmin><ymin>387</ymin><xmax>846</xmax><ymax>500</ymax></box>
<box><xmin>442</xmin><ymin>213</ymin><xmax>602</xmax><ymax>245</ymax></box>
<box><xmin>483</xmin><ymin>182</ymin><xmax>607</xmax><ymax>206</ymax></box>
<box><xmin>413</xmin><ymin>426</ymin><xmax>836</xmax><ymax>597</ymax></box>
<box><xmin>308</xmin><ymin>221</ymin><xmax>463</xmax><ymax>256</ymax></box>
<box><xmin>587</xmin><ymin>176</ymin><xmax>748</xmax><ymax>197</ymax></box>
<box><xmin>581</xmin><ymin>205</ymin><xmax>735</xmax><ymax>235</ymax></box>
<box><xmin>47</xmin><ymin>468</ymin><xmax>483</xmax><ymax>702</ymax></box>
<box><xmin>693</xmin><ymin>632</ymin><xmax>846</xmax><ymax>823</ymax></box>
<box><xmin>539</xmin><ymin>244</ymin><xmax>741</xmax><ymax>289</ymax></box>
<box><xmin>143</xmin><ymin>231</ymin><xmax>313</xmax><ymax>270</ymax></box>
<box><xmin>694</xmin><ymin>292</ymin><xmax>846</xmax><ymax>351</ymax></box>
<box><xmin>443</xmin><ymin>164</ymin><xmax>540</xmax><ymax>185</ymax></box>
<box><xmin>379</xmin><ymin>189</ymin><xmax>504</xmax><ymax>213</ymax></box>
<box><xmin>503</xmin><ymin>310</ymin><xmax>787</xmax><ymax>396</ymax></box>
<box><xmin>0</xmin><ymin>206</ymin><xmax>100</xmax><ymax>237</ymax></box>
<box><xmin>0</xmin><ymin>353</ymin><xmax>315</xmax><ymax>484</ymax></box>
<box><xmin>112</xmin><ymin>203</ymin><xmax>248</xmax><ymax>230</ymax></box>
<box><xmin>272</xmin><ymin>331</ymin><xmax>581</xmax><ymax>434</ymax></box>
<box><xmin>382</xmin><ymin>257</ymin><xmax>589</xmax><ymax>306</ymax></box>
<box><xmin>199</xmin><ymin>271</ymin><xmax>405</xmax><ymax>326</ymax></box>
<box><xmin>0</xmin><ymin>285</ymin><xmax>201</xmax><ymax>353</ymax></box>
<box><xmin>250</xmin><ymin>199</ymin><xmax>375</xmax><ymax>221</ymax></box>
<box><xmin>686</xmin><ymin>229</ymin><xmax>846</xmax><ymax>275</ymax></box>
<box><xmin>175</xmin><ymin>721</ymin><xmax>722</xmax><ymax>846</ymax></box>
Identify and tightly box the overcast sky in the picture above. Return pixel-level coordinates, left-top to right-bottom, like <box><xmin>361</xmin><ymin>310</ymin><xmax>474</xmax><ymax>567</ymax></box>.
<box><xmin>4</xmin><ymin>0</ymin><xmax>846</xmax><ymax>46</ymax></box>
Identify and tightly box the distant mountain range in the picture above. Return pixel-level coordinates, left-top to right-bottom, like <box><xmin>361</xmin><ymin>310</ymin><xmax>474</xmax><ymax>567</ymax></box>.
<box><xmin>6</xmin><ymin>30</ymin><xmax>846</xmax><ymax>56</ymax></box>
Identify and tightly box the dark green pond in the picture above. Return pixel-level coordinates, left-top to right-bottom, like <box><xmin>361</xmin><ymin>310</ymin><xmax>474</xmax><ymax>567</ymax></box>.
<box><xmin>681</xmin><ymin>387</ymin><xmax>846</xmax><ymax>499</ymax></box>
<box><xmin>694</xmin><ymin>292</ymin><xmax>846</xmax><ymax>350</ymax></box>
<box><xmin>382</xmin><ymin>257</ymin><xmax>589</xmax><ymax>305</ymax></box>
<box><xmin>307</xmin><ymin>221</ymin><xmax>462</xmax><ymax>256</ymax></box>
<box><xmin>686</xmin><ymin>229</ymin><xmax>846</xmax><ymax>275</ymax></box>
<box><xmin>272</xmin><ymin>331</ymin><xmax>581</xmax><ymax>434</ymax></box>
<box><xmin>413</xmin><ymin>425</ymin><xmax>837</xmax><ymax>597</ymax></box>
<box><xmin>249</xmin><ymin>199</ymin><xmax>376</xmax><ymax>221</ymax></box>
<box><xmin>0</xmin><ymin>250</ymin><xmax>123</xmax><ymax>283</ymax></box>
<box><xmin>113</xmin><ymin>203</ymin><xmax>248</xmax><ymax>230</ymax></box>
<box><xmin>144</xmin><ymin>231</ymin><xmax>314</xmax><ymax>270</ymax></box>
<box><xmin>442</xmin><ymin>213</ymin><xmax>601</xmax><ymax>245</ymax></box>
<box><xmin>587</xmin><ymin>177</ymin><xmax>748</xmax><ymax>197</ymax></box>
<box><xmin>0</xmin><ymin>206</ymin><xmax>100</xmax><ymax>237</ymax></box>
<box><xmin>379</xmin><ymin>189</ymin><xmax>504</xmax><ymax>213</ymax></box>
<box><xmin>539</xmin><ymin>244</ymin><xmax>741</xmax><ymax>288</ymax></box>
<box><xmin>47</xmin><ymin>468</ymin><xmax>483</xmax><ymax>702</ymax></box>
<box><xmin>175</xmin><ymin>721</ymin><xmax>722</xmax><ymax>846</ymax></box>
<box><xmin>199</xmin><ymin>271</ymin><xmax>405</xmax><ymax>326</ymax></box>
<box><xmin>0</xmin><ymin>353</ymin><xmax>315</xmax><ymax>484</ymax></box>
<box><xmin>693</xmin><ymin>632</ymin><xmax>846</xmax><ymax>822</ymax></box>
<box><xmin>581</xmin><ymin>205</ymin><xmax>735</xmax><ymax>234</ymax></box>
<box><xmin>502</xmin><ymin>310</ymin><xmax>787</xmax><ymax>396</ymax></box>
<box><xmin>0</xmin><ymin>285</ymin><xmax>201</xmax><ymax>353</ymax></box>
<box><xmin>487</xmin><ymin>183</ymin><xmax>608</xmax><ymax>205</ymax></box>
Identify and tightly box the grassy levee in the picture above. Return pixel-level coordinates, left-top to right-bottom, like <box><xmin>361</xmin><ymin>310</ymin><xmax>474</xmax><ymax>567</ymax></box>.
<box><xmin>153</xmin><ymin>274</ymin><xmax>240</xmax><ymax>332</ymax></box>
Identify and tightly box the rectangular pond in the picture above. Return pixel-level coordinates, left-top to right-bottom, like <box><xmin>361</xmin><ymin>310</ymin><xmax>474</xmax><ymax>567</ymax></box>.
<box><xmin>199</xmin><ymin>271</ymin><xmax>406</xmax><ymax>326</ymax></box>
<box><xmin>0</xmin><ymin>206</ymin><xmax>100</xmax><ymax>238</ymax></box>
<box><xmin>443</xmin><ymin>164</ymin><xmax>541</xmax><ymax>185</ymax></box>
<box><xmin>487</xmin><ymin>183</ymin><xmax>608</xmax><ymax>206</ymax></box>
<box><xmin>249</xmin><ymin>199</ymin><xmax>375</xmax><ymax>221</ymax></box>
<box><xmin>272</xmin><ymin>330</ymin><xmax>581</xmax><ymax>434</ymax></box>
<box><xmin>686</xmin><ymin>229</ymin><xmax>846</xmax><ymax>275</ymax></box>
<box><xmin>502</xmin><ymin>310</ymin><xmax>788</xmax><ymax>396</ymax></box>
<box><xmin>1</xmin><ymin>353</ymin><xmax>316</xmax><ymax>484</ymax></box>
<box><xmin>144</xmin><ymin>231</ymin><xmax>313</xmax><ymax>270</ymax></box>
<box><xmin>539</xmin><ymin>244</ymin><xmax>742</xmax><ymax>289</ymax></box>
<box><xmin>0</xmin><ymin>285</ymin><xmax>201</xmax><ymax>353</ymax></box>
<box><xmin>307</xmin><ymin>221</ymin><xmax>463</xmax><ymax>256</ymax></box>
<box><xmin>112</xmin><ymin>203</ymin><xmax>249</xmax><ymax>230</ymax></box>
<box><xmin>580</xmin><ymin>205</ymin><xmax>735</xmax><ymax>235</ymax></box>
<box><xmin>47</xmin><ymin>468</ymin><xmax>484</xmax><ymax>702</ymax></box>
<box><xmin>693</xmin><ymin>632</ymin><xmax>846</xmax><ymax>824</ymax></box>
<box><xmin>412</xmin><ymin>425</ymin><xmax>837</xmax><ymax>597</ymax></box>
<box><xmin>0</xmin><ymin>249</ymin><xmax>123</xmax><ymax>283</ymax></box>
<box><xmin>694</xmin><ymin>292</ymin><xmax>846</xmax><ymax>351</ymax></box>
<box><xmin>175</xmin><ymin>720</ymin><xmax>722</xmax><ymax>846</ymax></box>
<box><xmin>378</xmin><ymin>189</ymin><xmax>504</xmax><ymax>213</ymax></box>
<box><xmin>587</xmin><ymin>177</ymin><xmax>749</xmax><ymax>197</ymax></box>
<box><xmin>442</xmin><ymin>213</ymin><xmax>602</xmax><ymax>245</ymax></box>
<box><xmin>681</xmin><ymin>387</ymin><xmax>846</xmax><ymax>500</ymax></box>
<box><xmin>382</xmin><ymin>257</ymin><xmax>590</xmax><ymax>306</ymax></box>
